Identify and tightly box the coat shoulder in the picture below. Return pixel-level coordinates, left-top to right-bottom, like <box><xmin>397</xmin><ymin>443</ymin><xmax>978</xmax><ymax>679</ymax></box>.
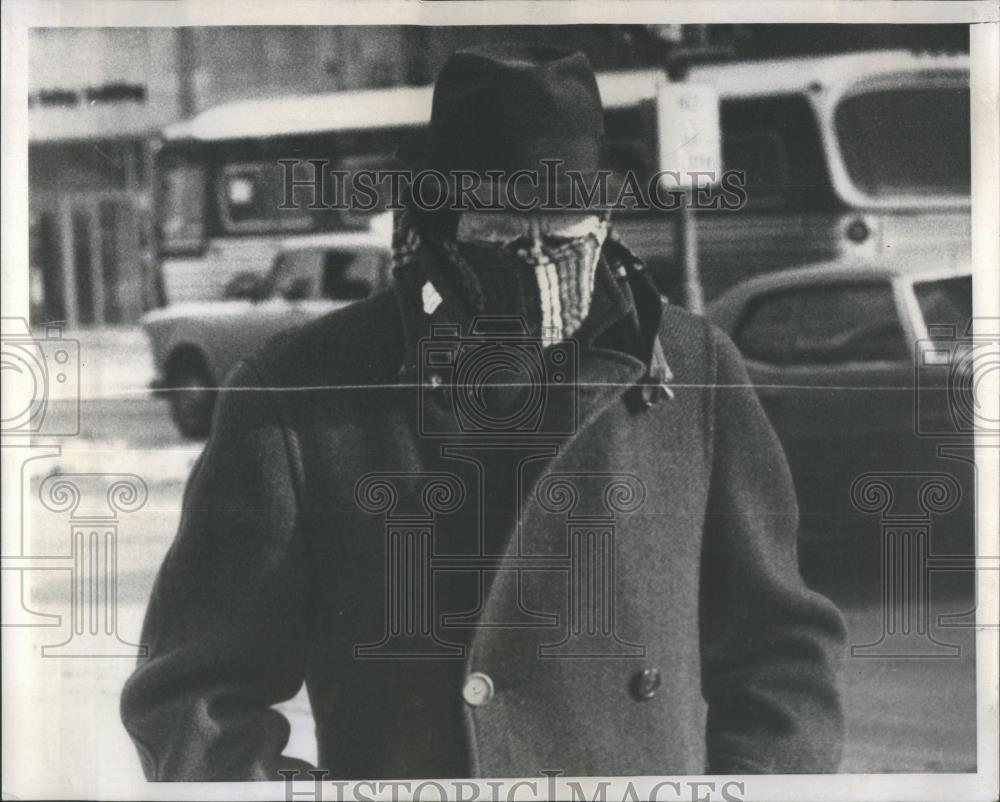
<box><xmin>657</xmin><ymin>302</ymin><xmax>727</xmax><ymax>385</ymax></box>
<box><xmin>239</xmin><ymin>290</ymin><xmax>404</xmax><ymax>389</ymax></box>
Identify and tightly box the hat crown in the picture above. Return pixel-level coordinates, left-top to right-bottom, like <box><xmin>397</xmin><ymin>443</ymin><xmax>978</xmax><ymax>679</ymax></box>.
<box><xmin>428</xmin><ymin>44</ymin><xmax>606</xmax><ymax>177</ymax></box>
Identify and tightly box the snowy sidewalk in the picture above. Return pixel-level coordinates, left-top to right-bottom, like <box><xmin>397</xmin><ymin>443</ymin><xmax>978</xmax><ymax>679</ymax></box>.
<box><xmin>19</xmin><ymin>325</ymin><xmax>199</xmax><ymax>482</ymax></box>
<box><xmin>65</xmin><ymin>326</ymin><xmax>156</xmax><ymax>401</ymax></box>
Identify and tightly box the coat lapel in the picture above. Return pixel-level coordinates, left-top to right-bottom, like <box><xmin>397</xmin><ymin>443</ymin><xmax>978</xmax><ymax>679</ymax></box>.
<box><xmin>387</xmin><ymin>236</ymin><xmax>669</xmax><ymax>652</ymax></box>
<box><xmin>462</xmin><ymin>346</ymin><xmax>647</xmax><ymax>650</ymax></box>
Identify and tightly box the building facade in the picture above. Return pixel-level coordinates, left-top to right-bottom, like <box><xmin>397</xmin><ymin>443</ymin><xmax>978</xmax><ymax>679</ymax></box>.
<box><xmin>28</xmin><ymin>26</ymin><xmax>412</xmax><ymax>326</ymax></box>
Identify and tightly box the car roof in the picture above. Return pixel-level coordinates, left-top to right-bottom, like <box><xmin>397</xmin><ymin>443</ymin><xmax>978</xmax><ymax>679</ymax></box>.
<box><xmin>278</xmin><ymin>237</ymin><xmax>389</xmax><ymax>253</ymax></box>
<box><xmin>708</xmin><ymin>257</ymin><xmax>971</xmax><ymax>329</ymax></box>
<box><xmin>736</xmin><ymin>257</ymin><xmax>969</xmax><ymax>287</ymax></box>
<box><xmin>275</xmin><ymin>213</ymin><xmax>394</xmax><ymax>253</ymax></box>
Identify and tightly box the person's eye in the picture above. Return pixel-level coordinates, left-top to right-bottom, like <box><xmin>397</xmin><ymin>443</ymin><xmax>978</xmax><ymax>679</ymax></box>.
<box><xmin>539</xmin><ymin>234</ymin><xmax>581</xmax><ymax>251</ymax></box>
<box><xmin>505</xmin><ymin>235</ymin><xmax>532</xmax><ymax>251</ymax></box>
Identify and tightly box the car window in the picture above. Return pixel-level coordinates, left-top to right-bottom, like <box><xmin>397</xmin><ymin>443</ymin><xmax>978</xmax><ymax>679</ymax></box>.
<box><xmin>321</xmin><ymin>250</ymin><xmax>382</xmax><ymax>302</ymax></box>
<box><xmin>270</xmin><ymin>248</ymin><xmax>385</xmax><ymax>301</ymax></box>
<box><xmin>914</xmin><ymin>275</ymin><xmax>972</xmax><ymax>330</ymax></box>
<box><xmin>271</xmin><ymin>250</ymin><xmax>325</xmax><ymax>299</ymax></box>
<box><xmin>735</xmin><ymin>281</ymin><xmax>909</xmax><ymax>365</ymax></box>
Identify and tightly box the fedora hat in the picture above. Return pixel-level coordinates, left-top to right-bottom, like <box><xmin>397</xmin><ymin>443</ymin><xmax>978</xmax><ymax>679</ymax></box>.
<box><xmin>400</xmin><ymin>44</ymin><xmax>617</xmax><ymax>212</ymax></box>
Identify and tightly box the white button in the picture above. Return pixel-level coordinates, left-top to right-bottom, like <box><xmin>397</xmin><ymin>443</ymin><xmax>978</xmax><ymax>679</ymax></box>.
<box><xmin>463</xmin><ymin>672</ymin><xmax>494</xmax><ymax>707</ymax></box>
<box><xmin>422</xmin><ymin>281</ymin><xmax>443</xmax><ymax>315</ymax></box>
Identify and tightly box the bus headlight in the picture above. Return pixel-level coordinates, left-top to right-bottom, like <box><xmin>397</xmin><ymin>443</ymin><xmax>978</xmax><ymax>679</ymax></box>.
<box><xmin>845</xmin><ymin>217</ymin><xmax>870</xmax><ymax>244</ymax></box>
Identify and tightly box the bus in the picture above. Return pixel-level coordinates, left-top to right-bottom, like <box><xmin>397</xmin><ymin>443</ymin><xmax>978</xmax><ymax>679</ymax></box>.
<box><xmin>152</xmin><ymin>48</ymin><xmax>970</xmax><ymax>308</ymax></box>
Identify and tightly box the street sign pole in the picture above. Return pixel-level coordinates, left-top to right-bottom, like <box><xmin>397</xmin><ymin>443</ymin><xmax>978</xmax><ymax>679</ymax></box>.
<box><xmin>676</xmin><ymin>199</ymin><xmax>704</xmax><ymax>314</ymax></box>
<box><xmin>655</xmin><ymin>79</ymin><xmax>720</xmax><ymax>315</ymax></box>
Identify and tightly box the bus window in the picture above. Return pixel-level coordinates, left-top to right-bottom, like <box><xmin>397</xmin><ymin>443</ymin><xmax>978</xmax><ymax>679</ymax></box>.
<box><xmin>724</xmin><ymin>130</ymin><xmax>791</xmax><ymax>210</ymax></box>
<box><xmin>160</xmin><ymin>155</ymin><xmax>206</xmax><ymax>254</ymax></box>
<box><xmin>217</xmin><ymin>162</ymin><xmax>315</xmax><ymax>233</ymax></box>
<box><xmin>720</xmin><ymin>95</ymin><xmax>832</xmax><ymax>211</ymax></box>
<box><xmin>835</xmin><ymin>85</ymin><xmax>970</xmax><ymax>198</ymax></box>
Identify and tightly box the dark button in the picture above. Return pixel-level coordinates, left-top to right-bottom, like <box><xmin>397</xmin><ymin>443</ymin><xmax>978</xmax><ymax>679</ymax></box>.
<box><xmin>631</xmin><ymin>668</ymin><xmax>661</xmax><ymax>701</ymax></box>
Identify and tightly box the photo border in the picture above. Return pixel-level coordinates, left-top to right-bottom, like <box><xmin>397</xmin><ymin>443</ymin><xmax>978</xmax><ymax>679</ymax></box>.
<box><xmin>2</xmin><ymin>3</ymin><xmax>997</xmax><ymax>801</ymax></box>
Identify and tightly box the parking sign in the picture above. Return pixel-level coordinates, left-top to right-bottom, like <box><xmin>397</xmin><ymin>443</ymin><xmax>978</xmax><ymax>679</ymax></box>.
<box><xmin>656</xmin><ymin>81</ymin><xmax>721</xmax><ymax>186</ymax></box>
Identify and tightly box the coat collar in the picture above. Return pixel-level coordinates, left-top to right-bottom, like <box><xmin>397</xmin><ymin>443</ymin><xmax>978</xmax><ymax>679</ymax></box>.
<box><xmin>391</xmin><ymin>231</ymin><xmax>674</xmax><ymax>408</ymax></box>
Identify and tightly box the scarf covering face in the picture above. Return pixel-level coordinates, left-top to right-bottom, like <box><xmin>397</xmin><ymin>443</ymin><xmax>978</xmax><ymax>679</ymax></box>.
<box><xmin>392</xmin><ymin>204</ymin><xmax>674</xmax><ymax>405</ymax></box>
<box><xmin>393</xmin><ymin>208</ymin><xmax>609</xmax><ymax>345</ymax></box>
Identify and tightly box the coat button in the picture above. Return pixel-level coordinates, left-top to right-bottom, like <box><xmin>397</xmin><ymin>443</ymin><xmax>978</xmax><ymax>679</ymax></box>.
<box><xmin>631</xmin><ymin>668</ymin><xmax>661</xmax><ymax>701</ymax></box>
<box><xmin>463</xmin><ymin>672</ymin><xmax>494</xmax><ymax>707</ymax></box>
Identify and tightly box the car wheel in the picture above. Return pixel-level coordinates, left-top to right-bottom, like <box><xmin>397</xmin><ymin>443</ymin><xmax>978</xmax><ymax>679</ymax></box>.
<box><xmin>167</xmin><ymin>354</ymin><xmax>216</xmax><ymax>439</ymax></box>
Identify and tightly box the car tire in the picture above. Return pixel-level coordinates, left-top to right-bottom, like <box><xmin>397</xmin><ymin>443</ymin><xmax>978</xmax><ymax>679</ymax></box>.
<box><xmin>167</xmin><ymin>353</ymin><xmax>216</xmax><ymax>440</ymax></box>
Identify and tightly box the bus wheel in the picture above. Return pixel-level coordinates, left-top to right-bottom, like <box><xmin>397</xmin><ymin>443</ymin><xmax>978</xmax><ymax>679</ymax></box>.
<box><xmin>166</xmin><ymin>352</ymin><xmax>216</xmax><ymax>440</ymax></box>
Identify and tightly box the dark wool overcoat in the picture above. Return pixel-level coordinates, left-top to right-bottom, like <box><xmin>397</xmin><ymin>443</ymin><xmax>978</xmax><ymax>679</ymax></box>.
<box><xmin>121</xmin><ymin>272</ymin><xmax>846</xmax><ymax>781</ymax></box>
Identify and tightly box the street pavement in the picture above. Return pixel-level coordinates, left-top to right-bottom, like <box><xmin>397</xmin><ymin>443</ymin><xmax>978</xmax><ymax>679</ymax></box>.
<box><xmin>1</xmin><ymin>330</ymin><xmax>980</xmax><ymax>793</ymax></box>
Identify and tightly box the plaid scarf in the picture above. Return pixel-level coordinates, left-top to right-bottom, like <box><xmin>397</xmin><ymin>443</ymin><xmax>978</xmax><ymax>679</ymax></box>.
<box><xmin>392</xmin><ymin>205</ymin><xmax>673</xmax><ymax>404</ymax></box>
<box><xmin>393</xmin><ymin>207</ymin><xmax>624</xmax><ymax>344</ymax></box>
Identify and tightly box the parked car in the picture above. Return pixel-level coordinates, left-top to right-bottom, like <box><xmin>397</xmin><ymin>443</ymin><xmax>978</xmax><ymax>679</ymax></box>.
<box><xmin>144</xmin><ymin>239</ymin><xmax>392</xmax><ymax>438</ymax></box>
<box><xmin>708</xmin><ymin>258</ymin><xmax>975</xmax><ymax>560</ymax></box>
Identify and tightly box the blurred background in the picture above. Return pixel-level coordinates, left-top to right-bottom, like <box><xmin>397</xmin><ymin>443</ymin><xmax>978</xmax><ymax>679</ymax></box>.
<box><xmin>27</xmin><ymin>23</ymin><xmax>970</xmax><ymax>325</ymax></box>
<box><xmin>7</xmin><ymin>23</ymin><xmax>980</xmax><ymax>789</ymax></box>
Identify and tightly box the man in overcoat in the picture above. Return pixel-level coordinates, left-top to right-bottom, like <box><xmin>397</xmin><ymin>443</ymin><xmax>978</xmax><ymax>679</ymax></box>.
<box><xmin>121</xmin><ymin>44</ymin><xmax>846</xmax><ymax>781</ymax></box>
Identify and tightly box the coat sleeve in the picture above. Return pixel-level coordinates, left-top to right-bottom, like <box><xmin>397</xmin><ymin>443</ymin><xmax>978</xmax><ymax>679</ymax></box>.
<box><xmin>700</xmin><ymin>325</ymin><xmax>847</xmax><ymax>774</ymax></box>
<box><xmin>120</xmin><ymin>360</ymin><xmax>314</xmax><ymax>781</ymax></box>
